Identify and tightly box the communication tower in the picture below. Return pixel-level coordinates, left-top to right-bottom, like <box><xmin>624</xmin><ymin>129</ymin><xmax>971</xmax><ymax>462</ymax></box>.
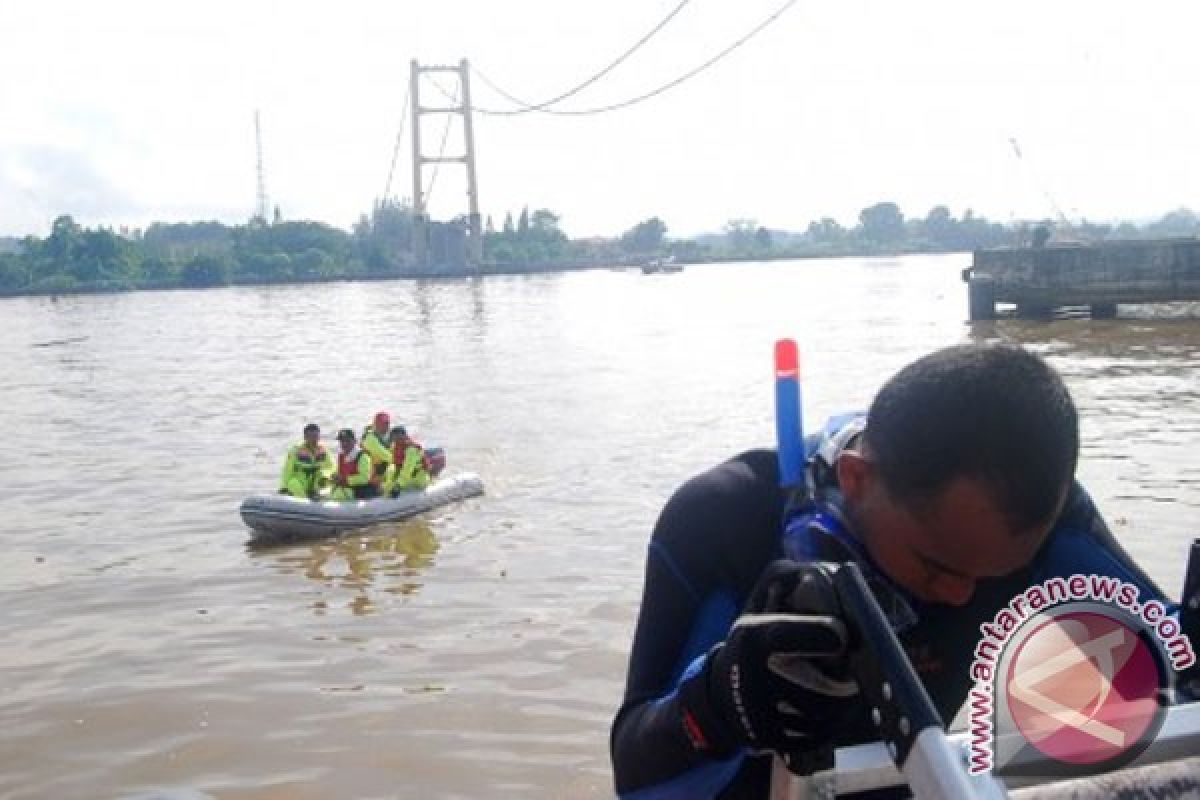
<box><xmin>255</xmin><ymin>110</ymin><xmax>270</xmax><ymax>224</ymax></box>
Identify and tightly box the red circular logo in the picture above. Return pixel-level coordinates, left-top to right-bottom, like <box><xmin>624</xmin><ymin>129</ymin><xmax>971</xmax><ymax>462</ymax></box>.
<box><xmin>1004</xmin><ymin>609</ymin><xmax>1164</xmax><ymax>768</ymax></box>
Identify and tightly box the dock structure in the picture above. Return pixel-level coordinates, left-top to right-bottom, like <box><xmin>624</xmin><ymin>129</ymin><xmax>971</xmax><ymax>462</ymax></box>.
<box><xmin>964</xmin><ymin>238</ymin><xmax>1200</xmax><ymax>320</ymax></box>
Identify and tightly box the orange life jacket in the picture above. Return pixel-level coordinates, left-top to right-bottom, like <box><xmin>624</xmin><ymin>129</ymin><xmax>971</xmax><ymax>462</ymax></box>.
<box><xmin>337</xmin><ymin>448</ymin><xmax>378</xmax><ymax>485</ymax></box>
<box><xmin>392</xmin><ymin>437</ymin><xmax>431</xmax><ymax>471</ymax></box>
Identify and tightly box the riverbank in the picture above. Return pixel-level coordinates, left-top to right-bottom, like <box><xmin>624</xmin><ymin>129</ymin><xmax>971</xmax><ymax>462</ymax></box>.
<box><xmin>0</xmin><ymin>247</ymin><xmax>964</xmax><ymax>299</ymax></box>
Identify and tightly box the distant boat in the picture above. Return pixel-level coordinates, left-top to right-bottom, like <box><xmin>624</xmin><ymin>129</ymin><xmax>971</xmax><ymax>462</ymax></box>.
<box><xmin>641</xmin><ymin>256</ymin><xmax>683</xmax><ymax>274</ymax></box>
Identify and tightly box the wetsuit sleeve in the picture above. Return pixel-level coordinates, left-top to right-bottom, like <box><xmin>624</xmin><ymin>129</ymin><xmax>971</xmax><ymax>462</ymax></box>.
<box><xmin>611</xmin><ymin>451</ymin><xmax>783</xmax><ymax>799</ymax></box>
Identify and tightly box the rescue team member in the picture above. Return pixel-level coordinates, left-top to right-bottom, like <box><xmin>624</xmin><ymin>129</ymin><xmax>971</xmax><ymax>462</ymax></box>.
<box><xmin>278</xmin><ymin>423</ymin><xmax>332</xmax><ymax>500</ymax></box>
<box><xmin>361</xmin><ymin>411</ymin><xmax>394</xmax><ymax>490</ymax></box>
<box><xmin>389</xmin><ymin>425</ymin><xmax>432</xmax><ymax>494</ymax></box>
<box><xmin>331</xmin><ymin>428</ymin><xmax>380</xmax><ymax>500</ymax></box>
<box><xmin>610</xmin><ymin>343</ymin><xmax>1175</xmax><ymax>799</ymax></box>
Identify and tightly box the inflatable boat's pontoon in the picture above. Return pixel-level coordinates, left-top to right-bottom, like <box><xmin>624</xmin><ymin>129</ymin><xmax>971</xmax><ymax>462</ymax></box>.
<box><xmin>240</xmin><ymin>471</ymin><xmax>483</xmax><ymax>542</ymax></box>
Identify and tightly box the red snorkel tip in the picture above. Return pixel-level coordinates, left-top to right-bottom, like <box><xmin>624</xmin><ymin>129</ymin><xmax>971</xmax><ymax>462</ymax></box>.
<box><xmin>774</xmin><ymin>338</ymin><xmax>799</xmax><ymax>379</ymax></box>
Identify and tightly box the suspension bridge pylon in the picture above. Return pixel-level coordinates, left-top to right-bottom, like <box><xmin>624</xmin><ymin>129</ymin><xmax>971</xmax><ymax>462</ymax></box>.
<box><xmin>411</xmin><ymin>58</ymin><xmax>483</xmax><ymax>269</ymax></box>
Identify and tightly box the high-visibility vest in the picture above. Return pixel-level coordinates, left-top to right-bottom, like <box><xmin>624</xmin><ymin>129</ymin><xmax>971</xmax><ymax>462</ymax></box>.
<box><xmin>337</xmin><ymin>449</ymin><xmax>377</xmax><ymax>485</ymax></box>
<box><xmin>292</xmin><ymin>444</ymin><xmax>328</xmax><ymax>472</ymax></box>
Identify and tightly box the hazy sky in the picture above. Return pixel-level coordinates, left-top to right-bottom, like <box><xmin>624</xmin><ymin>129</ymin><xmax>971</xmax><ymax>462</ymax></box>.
<box><xmin>1</xmin><ymin>0</ymin><xmax>1197</xmax><ymax>238</ymax></box>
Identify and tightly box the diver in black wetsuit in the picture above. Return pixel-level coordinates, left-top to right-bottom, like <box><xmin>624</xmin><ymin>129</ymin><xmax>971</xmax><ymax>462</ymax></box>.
<box><xmin>610</xmin><ymin>344</ymin><xmax>1172</xmax><ymax>799</ymax></box>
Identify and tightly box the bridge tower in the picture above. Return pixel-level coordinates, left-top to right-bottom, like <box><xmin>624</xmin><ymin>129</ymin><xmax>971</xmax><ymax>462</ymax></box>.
<box><xmin>410</xmin><ymin>59</ymin><xmax>483</xmax><ymax>269</ymax></box>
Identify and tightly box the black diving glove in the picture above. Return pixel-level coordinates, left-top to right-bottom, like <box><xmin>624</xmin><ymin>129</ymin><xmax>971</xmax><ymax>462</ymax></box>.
<box><xmin>679</xmin><ymin>561</ymin><xmax>859</xmax><ymax>764</ymax></box>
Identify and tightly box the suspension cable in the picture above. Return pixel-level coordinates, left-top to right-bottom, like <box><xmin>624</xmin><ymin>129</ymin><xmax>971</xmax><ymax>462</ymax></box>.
<box><xmin>471</xmin><ymin>0</ymin><xmax>797</xmax><ymax>116</ymax></box>
<box><xmin>381</xmin><ymin>83</ymin><xmax>412</xmax><ymax>204</ymax></box>
<box><xmin>473</xmin><ymin>0</ymin><xmax>693</xmax><ymax>115</ymax></box>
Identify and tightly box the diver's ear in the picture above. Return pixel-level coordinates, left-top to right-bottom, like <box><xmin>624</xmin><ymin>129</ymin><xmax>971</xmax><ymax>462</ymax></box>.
<box><xmin>835</xmin><ymin>450</ymin><xmax>874</xmax><ymax>502</ymax></box>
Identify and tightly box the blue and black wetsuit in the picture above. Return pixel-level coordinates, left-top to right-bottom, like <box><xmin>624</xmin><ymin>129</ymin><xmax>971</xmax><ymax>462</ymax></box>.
<box><xmin>610</xmin><ymin>429</ymin><xmax>1172</xmax><ymax>799</ymax></box>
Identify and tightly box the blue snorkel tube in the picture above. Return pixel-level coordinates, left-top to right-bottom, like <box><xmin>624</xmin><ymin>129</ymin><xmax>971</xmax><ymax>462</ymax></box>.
<box><xmin>773</xmin><ymin>338</ymin><xmax>805</xmax><ymax>491</ymax></box>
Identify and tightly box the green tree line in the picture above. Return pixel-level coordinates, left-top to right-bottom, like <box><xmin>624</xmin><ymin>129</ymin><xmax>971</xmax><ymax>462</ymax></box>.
<box><xmin>2</xmin><ymin>202</ymin><xmax>1197</xmax><ymax>295</ymax></box>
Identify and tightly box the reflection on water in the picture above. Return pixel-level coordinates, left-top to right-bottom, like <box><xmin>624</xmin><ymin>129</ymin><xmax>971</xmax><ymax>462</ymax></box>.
<box><xmin>250</xmin><ymin>522</ymin><xmax>441</xmax><ymax>616</ymax></box>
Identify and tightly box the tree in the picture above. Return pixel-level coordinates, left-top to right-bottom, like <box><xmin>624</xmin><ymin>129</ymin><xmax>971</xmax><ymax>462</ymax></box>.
<box><xmin>142</xmin><ymin>221</ymin><xmax>234</xmax><ymax>263</ymax></box>
<box><xmin>724</xmin><ymin>219</ymin><xmax>758</xmax><ymax>253</ymax></box>
<box><xmin>1148</xmin><ymin>208</ymin><xmax>1200</xmax><ymax>238</ymax></box>
<box><xmin>530</xmin><ymin>209</ymin><xmax>561</xmax><ymax>234</ymax></box>
<box><xmin>517</xmin><ymin>207</ymin><xmax>530</xmax><ymax>238</ymax></box>
<box><xmin>922</xmin><ymin>206</ymin><xmax>957</xmax><ymax>249</ymax></box>
<box><xmin>956</xmin><ymin>209</ymin><xmax>1010</xmax><ymax>249</ymax></box>
<box><xmin>72</xmin><ymin>228</ymin><xmax>132</xmax><ymax>283</ymax></box>
<box><xmin>486</xmin><ymin>238</ymin><xmax>519</xmax><ymax>266</ymax></box>
<box><xmin>522</xmin><ymin>209</ymin><xmax>567</xmax><ymax>260</ymax></box>
<box><xmin>44</xmin><ymin>215</ymin><xmax>82</xmax><ymax>268</ymax></box>
<box><xmin>352</xmin><ymin>202</ymin><xmax>416</xmax><ymax>272</ymax></box>
<box><xmin>621</xmin><ymin>217</ymin><xmax>667</xmax><ymax>254</ymax></box>
<box><xmin>806</xmin><ymin>217</ymin><xmax>846</xmax><ymax>245</ymax></box>
<box><xmin>858</xmin><ymin>202</ymin><xmax>905</xmax><ymax>245</ymax></box>
<box><xmin>266</xmin><ymin>221</ymin><xmax>349</xmax><ymax>258</ymax></box>
<box><xmin>754</xmin><ymin>226</ymin><xmax>773</xmax><ymax>251</ymax></box>
<box><xmin>0</xmin><ymin>253</ymin><xmax>25</xmax><ymax>290</ymax></box>
<box><xmin>181</xmin><ymin>254</ymin><xmax>230</xmax><ymax>287</ymax></box>
<box><xmin>140</xmin><ymin>256</ymin><xmax>176</xmax><ymax>285</ymax></box>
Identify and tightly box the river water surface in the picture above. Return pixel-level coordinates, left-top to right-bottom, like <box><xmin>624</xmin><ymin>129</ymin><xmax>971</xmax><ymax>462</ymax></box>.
<box><xmin>2</xmin><ymin>255</ymin><xmax>1198</xmax><ymax>799</ymax></box>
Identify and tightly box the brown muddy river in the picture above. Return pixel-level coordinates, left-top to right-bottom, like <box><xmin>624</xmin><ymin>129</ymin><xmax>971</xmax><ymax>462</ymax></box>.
<box><xmin>2</xmin><ymin>255</ymin><xmax>1198</xmax><ymax>798</ymax></box>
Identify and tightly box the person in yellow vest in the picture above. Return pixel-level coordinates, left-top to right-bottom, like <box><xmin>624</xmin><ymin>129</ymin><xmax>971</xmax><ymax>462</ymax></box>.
<box><xmin>278</xmin><ymin>423</ymin><xmax>333</xmax><ymax>500</ymax></box>
<box><xmin>388</xmin><ymin>425</ymin><xmax>432</xmax><ymax>494</ymax></box>
<box><xmin>361</xmin><ymin>411</ymin><xmax>394</xmax><ymax>491</ymax></box>
<box><xmin>331</xmin><ymin>428</ymin><xmax>381</xmax><ymax>500</ymax></box>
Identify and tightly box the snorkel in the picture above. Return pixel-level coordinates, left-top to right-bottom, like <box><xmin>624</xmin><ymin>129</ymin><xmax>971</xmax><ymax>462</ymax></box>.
<box><xmin>773</xmin><ymin>339</ymin><xmax>921</xmax><ymax>633</ymax></box>
<box><xmin>773</xmin><ymin>339</ymin><xmax>805</xmax><ymax>491</ymax></box>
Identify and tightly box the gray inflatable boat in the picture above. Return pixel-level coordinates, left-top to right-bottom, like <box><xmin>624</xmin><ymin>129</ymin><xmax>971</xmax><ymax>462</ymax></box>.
<box><xmin>240</xmin><ymin>471</ymin><xmax>484</xmax><ymax>542</ymax></box>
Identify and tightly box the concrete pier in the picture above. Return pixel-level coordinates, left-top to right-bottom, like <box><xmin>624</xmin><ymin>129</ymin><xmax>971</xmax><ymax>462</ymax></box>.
<box><xmin>964</xmin><ymin>238</ymin><xmax>1200</xmax><ymax>320</ymax></box>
